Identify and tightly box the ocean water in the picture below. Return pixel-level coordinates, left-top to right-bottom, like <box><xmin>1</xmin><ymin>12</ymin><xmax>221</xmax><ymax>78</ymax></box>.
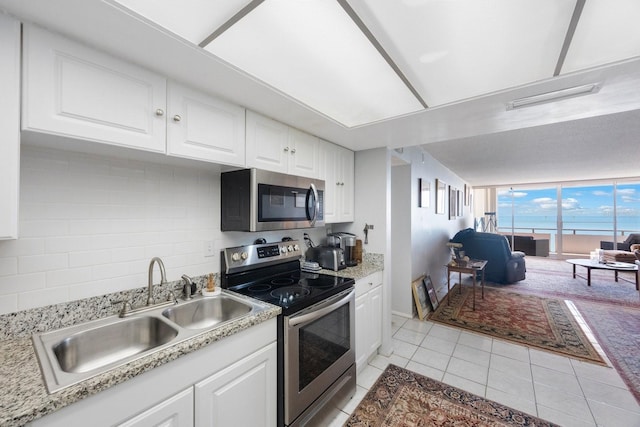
<box><xmin>496</xmin><ymin>215</ymin><xmax>640</xmax><ymax>236</ymax></box>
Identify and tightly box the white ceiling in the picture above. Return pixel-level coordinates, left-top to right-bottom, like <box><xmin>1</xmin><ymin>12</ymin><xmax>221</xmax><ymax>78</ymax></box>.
<box><xmin>1</xmin><ymin>0</ymin><xmax>639</xmax><ymax>188</ymax></box>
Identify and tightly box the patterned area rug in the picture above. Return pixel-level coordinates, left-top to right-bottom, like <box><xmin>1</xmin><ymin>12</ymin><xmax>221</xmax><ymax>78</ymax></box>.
<box><xmin>344</xmin><ymin>364</ymin><xmax>559</xmax><ymax>426</ymax></box>
<box><xmin>429</xmin><ymin>283</ymin><xmax>606</xmax><ymax>365</ymax></box>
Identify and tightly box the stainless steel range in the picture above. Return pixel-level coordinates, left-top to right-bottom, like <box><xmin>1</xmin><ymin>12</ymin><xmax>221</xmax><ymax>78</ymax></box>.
<box><xmin>221</xmin><ymin>240</ymin><xmax>356</xmax><ymax>427</ymax></box>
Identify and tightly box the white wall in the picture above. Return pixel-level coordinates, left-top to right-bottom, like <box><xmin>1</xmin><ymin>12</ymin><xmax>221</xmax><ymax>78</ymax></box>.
<box><xmin>390</xmin><ymin>162</ymin><xmax>412</xmax><ymax>318</ymax></box>
<box><xmin>393</xmin><ymin>147</ymin><xmax>473</xmax><ymax>317</ymax></box>
<box><xmin>0</xmin><ymin>146</ymin><xmax>327</xmax><ymax>315</ymax></box>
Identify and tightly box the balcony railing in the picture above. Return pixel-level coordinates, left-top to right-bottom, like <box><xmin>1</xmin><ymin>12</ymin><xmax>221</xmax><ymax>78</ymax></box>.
<box><xmin>497</xmin><ymin>227</ymin><xmax>639</xmax><ymax>255</ymax></box>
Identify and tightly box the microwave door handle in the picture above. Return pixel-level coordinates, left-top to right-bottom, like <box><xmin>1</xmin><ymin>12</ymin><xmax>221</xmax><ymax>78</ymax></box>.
<box><xmin>306</xmin><ymin>183</ymin><xmax>319</xmax><ymax>226</ymax></box>
<box><xmin>288</xmin><ymin>290</ymin><xmax>352</xmax><ymax>327</ymax></box>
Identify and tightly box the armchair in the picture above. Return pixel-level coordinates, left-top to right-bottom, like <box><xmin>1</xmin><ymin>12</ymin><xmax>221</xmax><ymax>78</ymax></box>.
<box><xmin>450</xmin><ymin>228</ymin><xmax>526</xmax><ymax>284</ymax></box>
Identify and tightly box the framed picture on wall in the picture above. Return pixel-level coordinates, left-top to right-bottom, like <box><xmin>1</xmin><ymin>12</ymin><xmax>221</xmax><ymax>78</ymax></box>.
<box><xmin>411</xmin><ymin>275</ymin><xmax>429</xmax><ymax>320</ymax></box>
<box><xmin>419</xmin><ymin>178</ymin><xmax>430</xmax><ymax>208</ymax></box>
<box><xmin>449</xmin><ymin>185</ymin><xmax>457</xmax><ymax>219</ymax></box>
<box><xmin>435</xmin><ymin>179</ymin><xmax>446</xmax><ymax>214</ymax></box>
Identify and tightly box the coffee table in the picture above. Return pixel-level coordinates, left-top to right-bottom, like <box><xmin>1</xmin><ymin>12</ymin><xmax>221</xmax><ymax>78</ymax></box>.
<box><xmin>567</xmin><ymin>258</ymin><xmax>639</xmax><ymax>290</ymax></box>
<box><xmin>447</xmin><ymin>260</ymin><xmax>488</xmax><ymax>310</ymax></box>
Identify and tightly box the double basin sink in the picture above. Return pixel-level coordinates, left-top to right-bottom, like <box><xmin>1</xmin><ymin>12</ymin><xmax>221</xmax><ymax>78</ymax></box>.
<box><xmin>32</xmin><ymin>293</ymin><xmax>269</xmax><ymax>393</ymax></box>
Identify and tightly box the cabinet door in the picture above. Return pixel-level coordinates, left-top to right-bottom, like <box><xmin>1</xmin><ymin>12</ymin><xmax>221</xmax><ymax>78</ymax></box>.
<box><xmin>287</xmin><ymin>128</ymin><xmax>318</xmax><ymax>178</ymax></box>
<box><xmin>245</xmin><ymin>111</ymin><xmax>289</xmax><ymax>173</ymax></box>
<box><xmin>354</xmin><ymin>292</ymin><xmax>369</xmax><ymax>371</ymax></box>
<box><xmin>195</xmin><ymin>342</ymin><xmax>277</xmax><ymax>427</ymax></box>
<box><xmin>369</xmin><ymin>285</ymin><xmax>383</xmax><ymax>354</ymax></box>
<box><xmin>0</xmin><ymin>14</ymin><xmax>20</xmax><ymax>240</ymax></box>
<box><xmin>167</xmin><ymin>82</ymin><xmax>245</xmax><ymax>166</ymax></box>
<box><xmin>22</xmin><ymin>25</ymin><xmax>167</xmax><ymax>153</ymax></box>
<box><xmin>320</xmin><ymin>141</ymin><xmax>338</xmax><ymax>223</ymax></box>
<box><xmin>117</xmin><ymin>388</ymin><xmax>194</xmax><ymax>427</ymax></box>
<box><xmin>338</xmin><ymin>146</ymin><xmax>355</xmax><ymax>222</ymax></box>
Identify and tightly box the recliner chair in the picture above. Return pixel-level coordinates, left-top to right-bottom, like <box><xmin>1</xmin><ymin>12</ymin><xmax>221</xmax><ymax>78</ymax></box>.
<box><xmin>600</xmin><ymin>234</ymin><xmax>640</xmax><ymax>251</ymax></box>
<box><xmin>450</xmin><ymin>228</ymin><xmax>526</xmax><ymax>284</ymax></box>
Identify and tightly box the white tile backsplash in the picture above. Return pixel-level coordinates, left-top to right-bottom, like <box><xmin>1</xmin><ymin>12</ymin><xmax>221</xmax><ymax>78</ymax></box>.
<box><xmin>0</xmin><ymin>146</ymin><xmax>223</xmax><ymax>314</ymax></box>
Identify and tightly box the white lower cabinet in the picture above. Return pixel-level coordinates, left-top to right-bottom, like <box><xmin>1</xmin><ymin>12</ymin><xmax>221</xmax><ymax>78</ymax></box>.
<box><xmin>30</xmin><ymin>319</ymin><xmax>277</xmax><ymax>427</ymax></box>
<box><xmin>117</xmin><ymin>388</ymin><xmax>194</xmax><ymax>427</ymax></box>
<box><xmin>354</xmin><ymin>271</ymin><xmax>383</xmax><ymax>372</ymax></box>
<box><xmin>195</xmin><ymin>343</ymin><xmax>277</xmax><ymax>427</ymax></box>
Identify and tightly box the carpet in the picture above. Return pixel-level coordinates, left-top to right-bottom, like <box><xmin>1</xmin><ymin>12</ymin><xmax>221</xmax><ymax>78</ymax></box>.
<box><xmin>429</xmin><ymin>283</ymin><xmax>606</xmax><ymax>365</ymax></box>
<box><xmin>344</xmin><ymin>364</ymin><xmax>558</xmax><ymax>427</ymax></box>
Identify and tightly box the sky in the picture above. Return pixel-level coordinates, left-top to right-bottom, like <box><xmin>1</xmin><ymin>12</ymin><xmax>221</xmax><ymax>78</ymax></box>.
<box><xmin>496</xmin><ymin>182</ymin><xmax>640</xmax><ymax>232</ymax></box>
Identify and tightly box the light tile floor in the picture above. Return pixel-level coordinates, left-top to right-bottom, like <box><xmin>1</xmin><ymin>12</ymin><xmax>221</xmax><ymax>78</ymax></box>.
<box><xmin>329</xmin><ymin>315</ymin><xmax>640</xmax><ymax>427</ymax></box>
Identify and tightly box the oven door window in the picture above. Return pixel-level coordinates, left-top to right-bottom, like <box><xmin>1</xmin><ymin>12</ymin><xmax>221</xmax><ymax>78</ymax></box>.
<box><xmin>298</xmin><ymin>302</ymin><xmax>350</xmax><ymax>390</ymax></box>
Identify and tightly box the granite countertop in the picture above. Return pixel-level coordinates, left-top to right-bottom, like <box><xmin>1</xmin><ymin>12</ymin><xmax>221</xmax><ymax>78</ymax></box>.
<box><xmin>0</xmin><ymin>256</ymin><xmax>383</xmax><ymax>426</ymax></box>
<box><xmin>0</xmin><ymin>284</ymin><xmax>280</xmax><ymax>427</ymax></box>
<box><xmin>315</xmin><ymin>253</ymin><xmax>384</xmax><ymax>280</ymax></box>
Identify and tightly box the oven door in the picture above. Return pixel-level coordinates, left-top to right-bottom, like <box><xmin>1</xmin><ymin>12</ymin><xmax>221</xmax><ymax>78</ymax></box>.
<box><xmin>283</xmin><ymin>288</ymin><xmax>355</xmax><ymax>426</ymax></box>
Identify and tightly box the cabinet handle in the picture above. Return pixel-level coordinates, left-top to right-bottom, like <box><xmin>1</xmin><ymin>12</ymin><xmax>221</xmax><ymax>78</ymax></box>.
<box><xmin>291</xmin><ymin>148</ymin><xmax>296</xmax><ymax>154</ymax></box>
<box><xmin>284</xmin><ymin>147</ymin><xmax>289</xmax><ymax>152</ymax></box>
<box><xmin>173</xmin><ymin>115</ymin><xmax>181</xmax><ymax>122</ymax></box>
<box><xmin>155</xmin><ymin>109</ymin><xmax>165</xmax><ymax>117</ymax></box>
<box><xmin>341</xmin><ymin>182</ymin><xmax>345</xmax><ymax>186</ymax></box>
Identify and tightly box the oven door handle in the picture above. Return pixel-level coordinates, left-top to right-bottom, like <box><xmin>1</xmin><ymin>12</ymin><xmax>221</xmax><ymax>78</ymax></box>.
<box><xmin>288</xmin><ymin>290</ymin><xmax>352</xmax><ymax>327</ymax></box>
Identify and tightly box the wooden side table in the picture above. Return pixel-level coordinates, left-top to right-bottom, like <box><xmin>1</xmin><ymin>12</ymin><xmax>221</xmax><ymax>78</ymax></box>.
<box><xmin>446</xmin><ymin>260</ymin><xmax>488</xmax><ymax>310</ymax></box>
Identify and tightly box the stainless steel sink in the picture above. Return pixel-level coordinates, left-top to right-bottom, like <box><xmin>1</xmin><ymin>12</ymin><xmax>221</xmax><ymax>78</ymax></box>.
<box><xmin>52</xmin><ymin>316</ymin><xmax>178</xmax><ymax>373</ymax></box>
<box><xmin>162</xmin><ymin>295</ymin><xmax>252</xmax><ymax>329</ymax></box>
<box><xmin>32</xmin><ymin>292</ymin><xmax>266</xmax><ymax>393</ymax></box>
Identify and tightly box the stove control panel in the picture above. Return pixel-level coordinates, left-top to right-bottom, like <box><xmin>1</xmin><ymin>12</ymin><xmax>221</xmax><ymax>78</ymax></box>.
<box><xmin>223</xmin><ymin>240</ymin><xmax>302</xmax><ymax>273</ymax></box>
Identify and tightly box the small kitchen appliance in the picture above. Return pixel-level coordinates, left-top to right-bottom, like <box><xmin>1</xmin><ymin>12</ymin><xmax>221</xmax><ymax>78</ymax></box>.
<box><xmin>305</xmin><ymin>246</ymin><xmax>346</xmax><ymax>271</ymax></box>
<box><xmin>221</xmin><ymin>240</ymin><xmax>355</xmax><ymax>427</ymax></box>
<box><xmin>326</xmin><ymin>232</ymin><xmax>357</xmax><ymax>267</ymax></box>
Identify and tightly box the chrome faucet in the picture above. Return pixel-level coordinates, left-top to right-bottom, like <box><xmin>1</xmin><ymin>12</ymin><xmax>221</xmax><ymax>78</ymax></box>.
<box><xmin>147</xmin><ymin>257</ymin><xmax>167</xmax><ymax>306</ymax></box>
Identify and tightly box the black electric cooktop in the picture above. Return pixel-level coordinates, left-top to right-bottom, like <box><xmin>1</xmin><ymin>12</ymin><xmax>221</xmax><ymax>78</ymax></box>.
<box><xmin>223</xmin><ymin>260</ymin><xmax>354</xmax><ymax>316</ymax></box>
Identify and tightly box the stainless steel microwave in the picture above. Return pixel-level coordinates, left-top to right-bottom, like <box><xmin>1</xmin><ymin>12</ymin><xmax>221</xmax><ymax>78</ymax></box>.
<box><xmin>221</xmin><ymin>169</ymin><xmax>324</xmax><ymax>232</ymax></box>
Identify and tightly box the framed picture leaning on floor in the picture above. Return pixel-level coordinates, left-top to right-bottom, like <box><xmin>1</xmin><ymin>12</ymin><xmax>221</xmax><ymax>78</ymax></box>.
<box><xmin>423</xmin><ymin>275</ymin><xmax>439</xmax><ymax>311</ymax></box>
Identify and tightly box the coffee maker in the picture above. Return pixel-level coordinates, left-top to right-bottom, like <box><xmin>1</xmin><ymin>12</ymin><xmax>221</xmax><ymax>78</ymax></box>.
<box><xmin>326</xmin><ymin>232</ymin><xmax>357</xmax><ymax>267</ymax></box>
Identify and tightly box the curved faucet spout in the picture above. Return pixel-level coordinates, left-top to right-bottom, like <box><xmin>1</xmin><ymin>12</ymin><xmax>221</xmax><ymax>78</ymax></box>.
<box><xmin>148</xmin><ymin>257</ymin><xmax>167</xmax><ymax>306</ymax></box>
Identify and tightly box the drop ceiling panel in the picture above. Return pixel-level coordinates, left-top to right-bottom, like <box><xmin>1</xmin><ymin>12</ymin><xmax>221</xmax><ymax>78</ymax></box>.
<box><xmin>352</xmin><ymin>0</ymin><xmax>577</xmax><ymax>106</ymax></box>
<box><xmin>203</xmin><ymin>0</ymin><xmax>424</xmax><ymax>127</ymax></box>
<box><xmin>563</xmin><ymin>0</ymin><xmax>640</xmax><ymax>73</ymax></box>
<box><xmin>113</xmin><ymin>0</ymin><xmax>253</xmax><ymax>44</ymax></box>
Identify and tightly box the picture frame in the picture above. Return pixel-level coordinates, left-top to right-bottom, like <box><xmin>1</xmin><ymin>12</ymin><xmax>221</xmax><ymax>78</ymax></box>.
<box><xmin>418</xmin><ymin>178</ymin><xmax>430</xmax><ymax>208</ymax></box>
<box><xmin>464</xmin><ymin>184</ymin><xmax>469</xmax><ymax>206</ymax></box>
<box><xmin>449</xmin><ymin>185</ymin><xmax>457</xmax><ymax>220</ymax></box>
<box><xmin>411</xmin><ymin>275</ymin><xmax>429</xmax><ymax>320</ymax></box>
<box><xmin>423</xmin><ymin>275</ymin><xmax>439</xmax><ymax>311</ymax></box>
<box><xmin>435</xmin><ymin>179</ymin><xmax>446</xmax><ymax>214</ymax></box>
<box><xmin>457</xmin><ymin>189</ymin><xmax>463</xmax><ymax>217</ymax></box>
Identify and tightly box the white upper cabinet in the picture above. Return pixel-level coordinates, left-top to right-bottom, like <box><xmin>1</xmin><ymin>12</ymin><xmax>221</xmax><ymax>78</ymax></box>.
<box><xmin>321</xmin><ymin>141</ymin><xmax>354</xmax><ymax>223</ymax></box>
<box><xmin>0</xmin><ymin>14</ymin><xmax>20</xmax><ymax>240</ymax></box>
<box><xmin>246</xmin><ymin>111</ymin><xmax>318</xmax><ymax>178</ymax></box>
<box><xmin>167</xmin><ymin>82</ymin><xmax>245</xmax><ymax>166</ymax></box>
<box><xmin>22</xmin><ymin>24</ymin><xmax>167</xmax><ymax>153</ymax></box>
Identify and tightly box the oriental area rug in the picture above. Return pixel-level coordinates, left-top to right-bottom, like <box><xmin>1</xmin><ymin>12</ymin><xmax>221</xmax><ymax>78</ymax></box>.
<box><xmin>428</xmin><ymin>283</ymin><xmax>606</xmax><ymax>365</ymax></box>
<box><xmin>343</xmin><ymin>364</ymin><xmax>558</xmax><ymax>427</ymax></box>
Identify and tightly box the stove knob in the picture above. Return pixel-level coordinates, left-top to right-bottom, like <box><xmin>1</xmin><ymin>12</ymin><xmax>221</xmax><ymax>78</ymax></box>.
<box><xmin>241</xmin><ymin>251</ymin><xmax>248</xmax><ymax>260</ymax></box>
<box><xmin>293</xmin><ymin>244</ymin><xmax>300</xmax><ymax>251</ymax></box>
<box><xmin>287</xmin><ymin>245</ymin><xmax>294</xmax><ymax>252</ymax></box>
<box><xmin>280</xmin><ymin>246</ymin><xmax>287</xmax><ymax>254</ymax></box>
<box><xmin>231</xmin><ymin>252</ymin><xmax>241</xmax><ymax>262</ymax></box>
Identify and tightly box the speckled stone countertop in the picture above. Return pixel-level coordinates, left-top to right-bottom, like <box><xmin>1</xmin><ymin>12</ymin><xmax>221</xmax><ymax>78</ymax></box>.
<box><xmin>0</xmin><ymin>276</ymin><xmax>280</xmax><ymax>427</ymax></box>
<box><xmin>314</xmin><ymin>252</ymin><xmax>384</xmax><ymax>280</ymax></box>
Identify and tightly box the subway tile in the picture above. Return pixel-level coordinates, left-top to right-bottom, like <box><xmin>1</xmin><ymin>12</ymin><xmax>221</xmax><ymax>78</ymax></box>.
<box><xmin>18</xmin><ymin>287</ymin><xmax>69</xmax><ymax>311</ymax></box>
<box><xmin>18</xmin><ymin>253</ymin><xmax>68</xmax><ymax>274</ymax></box>
<box><xmin>0</xmin><ymin>294</ymin><xmax>18</xmax><ymax>315</ymax></box>
<box><xmin>0</xmin><ymin>257</ymin><xmax>17</xmax><ymax>276</ymax></box>
<box><xmin>46</xmin><ymin>267</ymin><xmax>92</xmax><ymax>288</ymax></box>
